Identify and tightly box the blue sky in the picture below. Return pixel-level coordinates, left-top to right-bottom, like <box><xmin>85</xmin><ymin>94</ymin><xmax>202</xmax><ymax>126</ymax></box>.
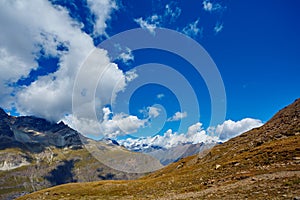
<box><xmin>0</xmin><ymin>0</ymin><xmax>299</xmax><ymax>142</ymax></box>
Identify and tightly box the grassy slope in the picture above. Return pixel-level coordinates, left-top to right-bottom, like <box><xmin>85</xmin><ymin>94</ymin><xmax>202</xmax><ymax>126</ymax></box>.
<box><xmin>18</xmin><ymin>99</ymin><xmax>300</xmax><ymax>200</ymax></box>
<box><xmin>0</xmin><ymin>146</ymin><xmax>142</xmax><ymax>199</ymax></box>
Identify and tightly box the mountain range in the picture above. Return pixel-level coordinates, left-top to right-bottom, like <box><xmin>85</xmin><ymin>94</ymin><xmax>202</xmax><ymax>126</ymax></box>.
<box><xmin>0</xmin><ymin>104</ymin><xmax>222</xmax><ymax>200</ymax></box>
<box><xmin>121</xmin><ymin>140</ymin><xmax>218</xmax><ymax>165</ymax></box>
<box><xmin>0</xmin><ymin>108</ymin><xmax>162</xmax><ymax>199</ymax></box>
<box><xmin>0</xmin><ymin>105</ymin><xmax>221</xmax><ymax>199</ymax></box>
<box><xmin>16</xmin><ymin>98</ymin><xmax>300</xmax><ymax>199</ymax></box>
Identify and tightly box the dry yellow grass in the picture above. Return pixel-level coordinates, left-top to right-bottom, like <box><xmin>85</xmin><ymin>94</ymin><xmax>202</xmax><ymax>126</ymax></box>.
<box><xmin>17</xmin><ymin>99</ymin><xmax>300</xmax><ymax>200</ymax></box>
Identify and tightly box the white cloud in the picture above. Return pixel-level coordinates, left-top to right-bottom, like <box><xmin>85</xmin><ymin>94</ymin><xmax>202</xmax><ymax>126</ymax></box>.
<box><xmin>148</xmin><ymin>106</ymin><xmax>161</xmax><ymax>118</ymax></box>
<box><xmin>0</xmin><ymin>0</ymin><xmax>69</xmax><ymax>110</ymax></box>
<box><xmin>113</xmin><ymin>44</ymin><xmax>135</xmax><ymax>65</ymax></box>
<box><xmin>167</xmin><ymin>111</ymin><xmax>187</xmax><ymax>122</ymax></box>
<box><xmin>203</xmin><ymin>0</ymin><xmax>213</xmax><ymax>11</ymax></box>
<box><xmin>118</xmin><ymin>118</ymin><xmax>263</xmax><ymax>150</ymax></box>
<box><xmin>0</xmin><ymin>47</ymin><xmax>34</xmax><ymax>108</ymax></box>
<box><xmin>66</xmin><ymin>105</ymin><xmax>156</xmax><ymax>139</ymax></box>
<box><xmin>125</xmin><ymin>70</ymin><xmax>138</xmax><ymax>82</ymax></box>
<box><xmin>215</xmin><ymin>118</ymin><xmax>263</xmax><ymax>141</ymax></box>
<box><xmin>66</xmin><ymin>101</ymin><xmax>164</xmax><ymax>138</ymax></box>
<box><xmin>4</xmin><ymin>0</ymin><xmax>114</xmax><ymax>121</ymax></box>
<box><xmin>214</xmin><ymin>22</ymin><xmax>224</xmax><ymax>34</ymax></box>
<box><xmin>0</xmin><ymin>0</ymin><xmax>92</xmax><ymax>117</ymax></box>
<box><xmin>134</xmin><ymin>3</ymin><xmax>182</xmax><ymax>34</ymax></box>
<box><xmin>134</xmin><ymin>15</ymin><xmax>161</xmax><ymax>34</ymax></box>
<box><xmin>102</xmin><ymin>116</ymin><xmax>146</xmax><ymax>138</ymax></box>
<box><xmin>0</xmin><ymin>0</ymin><xmax>135</xmax><ymax>138</ymax></box>
<box><xmin>120</xmin><ymin>122</ymin><xmax>218</xmax><ymax>150</ymax></box>
<box><xmin>99</xmin><ymin>107</ymin><xmax>148</xmax><ymax>138</ymax></box>
<box><xmin>182</xmin><ymin>19</ymin><xmax>203</xmax><ymax>38</ymax></box>
<box><xmin>99</xmin><ymin>104</ymin><xmax>162</xmax><ymax>138</ymax></box>
<box><xmin>117</xmin><ymin>47</ymin><xmax>134</xmax><ymax>64</ymax></box>
<box><xmin>86</xmin><ymin>0</ymin><xmax>117</xmax><ymax>37</ymax></box>
<box><xmin>202</xmin><ymin>0</ymin><xmax>223</xmax><ymax>12</ymax></box>
<box><xmin>139</xmin><ymin>105</ymin><xmax>161</xmax><ymax>120</ymax></box>
<box><xmin>63</xmin><ymin>114</ymin><xmax>102</xmax><ymax>137</ymax></box>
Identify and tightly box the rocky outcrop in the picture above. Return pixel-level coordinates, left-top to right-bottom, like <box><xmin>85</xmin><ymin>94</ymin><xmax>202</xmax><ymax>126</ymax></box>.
<box><xmin>0</xmin><ymin>110</ymin><xmax>83</xmax><ymax>150</ymax></box>
<box><xmin>0</xmin><ymin>152</ymin><xmax>30</xmax><ymax>171</ymax></box>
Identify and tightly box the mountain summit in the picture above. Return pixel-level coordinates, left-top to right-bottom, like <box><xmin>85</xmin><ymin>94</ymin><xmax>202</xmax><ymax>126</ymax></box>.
<box><xmin>0</xmin><ymin>110</ymin><xmax>82</xmax><ymax>152</ymax></box>
<box><xmin>18</xmin><ymin>98</ymin><xmax>300</xmax><ymax>199</ymax></box>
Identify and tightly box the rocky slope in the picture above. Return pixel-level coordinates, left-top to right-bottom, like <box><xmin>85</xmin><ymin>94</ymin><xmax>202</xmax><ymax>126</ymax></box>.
<box><xmin>0</xmin><ymin>109</ymin><xmax>162</xmax><ymax>200</ymax></box>
<box><xmin>18</xmin><ymin>98</ymin><xmax>300</xmax><ymax>200</ymax></box>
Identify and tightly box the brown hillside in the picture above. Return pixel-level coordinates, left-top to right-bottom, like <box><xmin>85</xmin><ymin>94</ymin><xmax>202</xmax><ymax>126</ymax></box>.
<box><xmin>18</xmin><ymin>99</ymin><xmax>300</xmax><ymax>200</ymax></box>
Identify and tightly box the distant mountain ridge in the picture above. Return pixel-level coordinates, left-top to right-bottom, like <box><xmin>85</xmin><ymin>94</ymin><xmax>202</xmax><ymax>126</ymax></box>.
<box><xmin>120</xmin><ymin>138</ymin><xmax>219</xmax><ymax>165</ymax></box>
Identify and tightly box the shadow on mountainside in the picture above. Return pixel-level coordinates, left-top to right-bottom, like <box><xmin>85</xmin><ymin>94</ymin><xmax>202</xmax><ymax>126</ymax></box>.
<box><xmin>45</xmin><ymin>160</ymin><xmax>77</xmax><ymax>186</ymax></box>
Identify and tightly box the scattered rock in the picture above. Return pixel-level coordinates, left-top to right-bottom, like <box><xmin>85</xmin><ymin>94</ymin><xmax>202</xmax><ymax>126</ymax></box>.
<box><xmin>176</xmin><ymin>163</ymin><xmax>184</xmax><ymax>169</ymax></box>
<box><xmin>215</xmin><ymin>164</ymin><xmax>221</xmax><ymax>170</ymax></box>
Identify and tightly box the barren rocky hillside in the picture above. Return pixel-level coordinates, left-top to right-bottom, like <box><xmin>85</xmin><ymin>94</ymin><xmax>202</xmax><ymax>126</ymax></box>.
<box><xmin>18</xmin><ymin>99</ymin><xmax>300</xmax><ymax>200</ymax></box>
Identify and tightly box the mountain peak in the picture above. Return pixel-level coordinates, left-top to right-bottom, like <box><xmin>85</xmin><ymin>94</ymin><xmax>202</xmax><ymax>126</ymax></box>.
<box><xmin>0</xmin><ymin>108</ymin><xmax>14</xmax><ymax>138</ymax></box>
<box><xmin>257</xmin><ymin>98</ymin><xmax>300</xmax><ymax>139</ymax></box>
<box><xmin>0</xmin><ymin>110</ymin><xmax>83</xmax><ymax>150</ymax></box>
<box><xmin>0</xmin><ymin>107</ymin><xmax>8</xmax><ymax>118</ymax></box>
<box><xmin>267</xmin><ymin>98</ymin><xmax>300</xmax><ymax>125</ymax></box>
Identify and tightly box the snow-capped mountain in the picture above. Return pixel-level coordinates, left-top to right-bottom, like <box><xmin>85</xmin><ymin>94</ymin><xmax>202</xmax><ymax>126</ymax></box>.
<box><xmin>117</xmin><ymin>130</ymin><xmax>221</xmax><ymax>165</ymax></box>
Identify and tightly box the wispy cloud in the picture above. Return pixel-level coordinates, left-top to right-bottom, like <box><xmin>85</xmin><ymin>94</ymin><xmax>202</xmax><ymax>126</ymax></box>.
<box><xmin>182</xmin><ymin>19</ymin><xmax>203</xmax><ymax>38</ymax></box>
<box><xmin>134</xmin><ymin>2</ymin><xmax>182</xmax><ymax>34</ymax></box>
<box><xmin>164</xmin><ymin>2</ymin><xmax>182</xmax><ymax>23</ymax></box>
<box><xmin>134</xmin><ymin>15</ymin><xmax>161</xmax><ymax>34</ymax></box>
<box><xmin>214</xmin><ymin>22</ymin><xmax>224</xmax><ymax>34</ymax></box>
